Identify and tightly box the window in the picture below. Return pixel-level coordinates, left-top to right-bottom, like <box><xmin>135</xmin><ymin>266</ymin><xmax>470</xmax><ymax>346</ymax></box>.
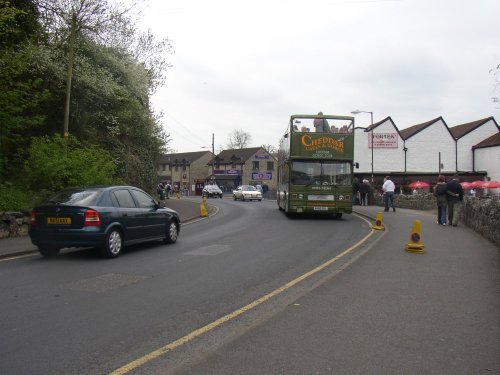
<box><xmin>267</xmin><ymin>161</ymin><xmax>274</xmax><ymax>171</ymax></box>
<box><xmin>252</xmin><ymin>161</ymin><xmax>259</xmax><ymax>170</ymax></box>
<box><xmin>291</xmin><ymin>160</ymin><xmax>352</xmax><ymax>186</ymax></box>
<box><xmin>113</xmin><ymin>189</ymin><xmax>136</xmax><ymax>208</ymax></box>
<box><xmin>48</xmin><ymin>189</ymin><xmax>100</xmax><ymax>206</ymax></box>
<box><xmin>130</xmin><ymin>189</ymin><xmax>156</xmax><ymax>209</ymax></box>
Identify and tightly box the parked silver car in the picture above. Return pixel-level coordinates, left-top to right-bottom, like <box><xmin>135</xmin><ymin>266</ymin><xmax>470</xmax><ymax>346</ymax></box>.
<box><xmin>233</xmin><ymin>185</ymin><xmax>262</xmax><ymax>201</ymax></box>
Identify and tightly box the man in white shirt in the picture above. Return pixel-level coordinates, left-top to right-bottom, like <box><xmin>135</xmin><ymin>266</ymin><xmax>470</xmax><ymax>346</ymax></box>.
<box><xmin>382</xmin><ymin>176</ymin><xmax>396</xmax><ymax>212</ymax></box>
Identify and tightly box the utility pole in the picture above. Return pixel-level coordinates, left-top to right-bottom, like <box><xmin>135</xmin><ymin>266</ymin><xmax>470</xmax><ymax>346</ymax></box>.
<box><xmin>211</xmin><ymin>133</ymin><xmax>215</xmax><ymax>182</ymax></box>
<box><xmin>63</xmin><ymin>12</ymin><xmax>76</xmax><ymax>139</ymax></box>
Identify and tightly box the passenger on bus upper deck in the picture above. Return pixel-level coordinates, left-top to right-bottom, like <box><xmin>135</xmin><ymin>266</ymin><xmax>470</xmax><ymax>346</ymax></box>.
<box><xmin>313</xmin><ymin>112</ymin><xmax>330</xmax><ymax>133</ymax></box>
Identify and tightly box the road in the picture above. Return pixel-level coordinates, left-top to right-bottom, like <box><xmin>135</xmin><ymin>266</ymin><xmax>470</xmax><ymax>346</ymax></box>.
<box><xmin>0</xmin><ymin>199</ymin><xmax>373</xmax><ymax>374</ymax></box>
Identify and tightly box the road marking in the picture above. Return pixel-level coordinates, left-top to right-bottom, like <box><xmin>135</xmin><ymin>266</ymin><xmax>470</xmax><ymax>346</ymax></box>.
<box><xmin>183</xmin><ymin>204</ymin><xmax>220</xmax><ymax>225</ymax></box>
<box><xmin>110</xmin><ymin>214</ymin><xmax>375</xmax><ymax>375</ymax></box>
<box><xmin>0</xmin><ymin>253</ymin><xmax>37</xmax><ymax>262</ymax></box>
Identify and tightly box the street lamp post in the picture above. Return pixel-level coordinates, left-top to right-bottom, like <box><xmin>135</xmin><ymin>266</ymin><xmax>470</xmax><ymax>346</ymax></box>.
<box><xmin>202</xmin><ymin>133</ymin><xmax>215</xmax><ymax>183</ymax></box>
<box><xmin>211</xmin><ymin>133</ymin><xmax>215</xmax><ymax>182</ymax></box>
<box><xmin>351</xmin><ymin>110</ymin><xmax>374</xmax><ymax>183</ymax></box>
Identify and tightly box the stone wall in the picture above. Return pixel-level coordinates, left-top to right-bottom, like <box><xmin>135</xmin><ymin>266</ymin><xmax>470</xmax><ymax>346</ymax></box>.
<box><xmin>461</xmin><ymin>196</ymin><xmax>500</xmax><ymax>248</ymax></box>
<box><xmin>0</xmin><ymin>211</ymin><xmax>30</xmax><ymax>238</ymax></box>
<box><xmin>372</xmin><ymin>193</ymin><xmax>437</xmax><ymax>210</ymax></box>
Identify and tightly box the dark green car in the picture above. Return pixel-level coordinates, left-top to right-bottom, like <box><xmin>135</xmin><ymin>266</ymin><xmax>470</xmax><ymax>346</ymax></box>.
<box><xmin>29</xmin><ymin>186</ymin><xmax>180</xmax><ymax>258</ymax></box>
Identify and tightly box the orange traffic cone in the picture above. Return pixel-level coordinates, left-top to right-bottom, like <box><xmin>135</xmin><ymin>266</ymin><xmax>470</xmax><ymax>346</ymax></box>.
<box><xmin>371</xmin><ymin>212</ymin><xmax>385</xmax><ymax>230</ymax></box>
<box><xmin>405</xmin><ymin>220</ymin><xmax>425</xmax><ymax>253</ymax></box>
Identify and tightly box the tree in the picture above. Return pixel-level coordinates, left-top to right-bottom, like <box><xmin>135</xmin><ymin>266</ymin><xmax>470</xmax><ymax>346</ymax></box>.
<box><xmin>261</xmin><ymin>144</ymin><xmax>277</xmax><ymax>154</ymax></box>
<box><xmin>492</xmin><ymin>63</ymin><xmax>500</xmax><ymax>106</ymax></box>
<box><xmin>1</xmin><ymin>0</ymin><xmax>173</xmax><ymax>194</ymax></box>
<box><xmin>227</xmin><ymin>129</ymin><xmax>252</xmax><ymax>149</ymax></box>
<box><xmin>0</xmin><ymin>0</ymin><xmax>53</xmax><ymax>180</ymax></box>
<box><xmin>24</xmin><ymin>134</ymin><xmax>119</xmax><ymax>192</ymax></box>
<box><xmin>33</xmin><ymin>0</ymin><xmax>160</xmax><ymax>138</ymax></box>
<box><xmin>35</xmin><ymin>0</ymin><xmax>137</xmax><ymax>138</ymax></box>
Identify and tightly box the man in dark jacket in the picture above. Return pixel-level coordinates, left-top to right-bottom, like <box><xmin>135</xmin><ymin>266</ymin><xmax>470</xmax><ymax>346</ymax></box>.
<box><xmin>358</xmin><ymin>180</ymin><xmax>370</xmax><ymax>206</ymax></box>
<box><xmin>446</xmin><ymin>174</ymin><xmax>464</xmax><ymax>226</ymax></box>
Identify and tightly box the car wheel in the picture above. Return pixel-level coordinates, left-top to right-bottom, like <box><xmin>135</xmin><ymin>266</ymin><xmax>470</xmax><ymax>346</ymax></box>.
<box><xmin>242</xmin><ymin>196</ymin><xmax>245</xmax><ymax>201</ymax></box>
<box><xmin>335</xmin><ymin>213</ymin><xmax>343</xmax><ymax>219</ymax></box>
<box><xmin>233</xmin><ymin>195</ymin><xmax>237</xmax><ymax>201</ymax></box>
<box><xmin>258</xmin><ymin>199</ymin><xmax>262</xmax><ymax>201</ymax></box>
<box><xmin>219</xmin><ymin>195</ymin><xmax>223</xmax><ymax>199</ymax></box>
<box><xmin>101</xmin><ymin>228</ymin><xmax>123</xmax><ymax>258</ymax></box>
<box><xmin>164</xmin><ymin>220</ymin><xmax>178</xmax><ymax>244</ymax></box>
<box><xmin>38</xmin><ymin>245</ymin><xmax>60</xmax><ymax>258</ymax></box>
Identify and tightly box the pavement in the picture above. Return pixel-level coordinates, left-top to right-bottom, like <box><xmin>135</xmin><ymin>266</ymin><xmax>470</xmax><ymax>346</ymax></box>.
<box><xmin>175</xmin><ymin>205</ymin><xmax>499</xmax><ymax>374</ymax></box>
<box><xmin>1</xmin><ymin>201</ymin><xmax>499</xmax><ymax>373</ymax></box>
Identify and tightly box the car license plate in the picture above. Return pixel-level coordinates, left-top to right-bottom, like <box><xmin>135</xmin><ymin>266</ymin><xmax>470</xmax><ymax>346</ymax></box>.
<box><xmin>47</xmin><ymin>217</ymin><xmax>71</xmax><ymax>225</ymax></box>
<box><xmin>313</xmin><ymin>207</ymin><xmax>328</xmax><ymax>211</ymax></box>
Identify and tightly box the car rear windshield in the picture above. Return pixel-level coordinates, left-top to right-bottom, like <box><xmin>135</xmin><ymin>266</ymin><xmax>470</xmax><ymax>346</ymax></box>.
<box><xmin>44</xmin><ymin>189</ymin><xmax>101</xmax><ymax>206</ymax></box>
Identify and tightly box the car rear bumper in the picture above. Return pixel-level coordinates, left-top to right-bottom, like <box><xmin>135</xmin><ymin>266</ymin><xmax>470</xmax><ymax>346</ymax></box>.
<box><xmin>243</xmin><ymin>195</ymin><xmax>262</xmax><ymax>200</ymax></box>
<box><xmin>29</xmin><ymin>227</ymin><xmax>107</xmax><ymax>248</ymax></box>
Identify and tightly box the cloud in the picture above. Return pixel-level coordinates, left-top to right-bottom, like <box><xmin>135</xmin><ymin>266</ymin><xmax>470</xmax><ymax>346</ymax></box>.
<box><xmin>142</xmin><ymin>0</ymin><xmax>500</xmax><ymax>151</ymax></box>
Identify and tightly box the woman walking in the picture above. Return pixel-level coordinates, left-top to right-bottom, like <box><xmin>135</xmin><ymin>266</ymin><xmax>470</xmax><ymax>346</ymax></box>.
<box><xmin>434</xmin><ymin>175</ymin><xmax>447</xmax><ymax>225</ymax></box>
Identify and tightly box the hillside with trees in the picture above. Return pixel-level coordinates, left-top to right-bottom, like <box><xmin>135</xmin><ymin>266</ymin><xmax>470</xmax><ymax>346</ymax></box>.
<box><xmin>0</xmin><ymin>0</ymin><xmax>173</xmax><ymax>210</ymax></box>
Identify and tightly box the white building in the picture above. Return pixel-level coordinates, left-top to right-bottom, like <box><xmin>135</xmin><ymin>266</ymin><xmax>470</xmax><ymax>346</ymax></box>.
<box><xmin>400</xmin><ymin>117</ymin><xmax>456</xmax><ymax>174</ymax></box>
<box><xmin>354</xmin><ymin>117</ymin><xmax>404</xmax><ymax>180</ymax></box>
<box><xmin>472</xmin><ymin>132</ymin><xmax>500</xmax><ymax>181</ymax></box>
<box><xmin>353</xmin><ymin>115</ymin><xmax>500</xmax><ymax>187</ymax></box>
<box><xmin>449</xmin><ymin>117</ymin><xmax>500</xmax><ymax>173</ymax></box>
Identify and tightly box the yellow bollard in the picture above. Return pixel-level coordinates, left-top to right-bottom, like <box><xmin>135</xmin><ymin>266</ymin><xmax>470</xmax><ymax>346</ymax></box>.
<box><xmin>203</xmin><ymin>195</ymin><xmax>207</xmax><ymax>205</ymax></box>
<box><xmin>371</xmin><ymin>212</ymin><xmax>385</xmax><ymax>230</ymax></box>
<box><xmin>405</xmin><ymin>219</ymin><xmax>425</xmax><ymax>253</ymax></box>
<box><xmin>176</xmin><ymin>192</ymin><xmax>180</xmax><ymax>199</ymax></box>
<box><xmin>200</xmin><ymin>202</ymin><xmax>208</xmax><ymax>217</ymax></box>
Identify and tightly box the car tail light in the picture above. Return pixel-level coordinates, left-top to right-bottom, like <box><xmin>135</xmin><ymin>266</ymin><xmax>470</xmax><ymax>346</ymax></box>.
<box><xmin>84</xmin><ymin>209</ymin><xmax>101</xmax><ymax>226</ymax></box>
<box><xmin>30</xmin><ymin>209</ymin><xmax>37</xmax><ymax>226</ymax></box>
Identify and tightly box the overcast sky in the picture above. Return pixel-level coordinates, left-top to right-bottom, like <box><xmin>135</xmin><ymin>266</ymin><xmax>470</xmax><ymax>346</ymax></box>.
<box><xmin>139</xmin><ymin>0</ymin><xmax>500</xmax><ymax>153</ymax></box>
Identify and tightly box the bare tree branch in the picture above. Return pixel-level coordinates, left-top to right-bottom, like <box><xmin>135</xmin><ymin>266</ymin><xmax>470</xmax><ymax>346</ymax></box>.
<box><xmin>227</xmin><ymin>129</ymin><xmax>252</xmax><ymax>149</ymax></box>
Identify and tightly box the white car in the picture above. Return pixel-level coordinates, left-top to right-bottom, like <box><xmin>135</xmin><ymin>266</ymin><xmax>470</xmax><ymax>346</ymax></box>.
<box><xmin>233</xmin><ymin>185</ymin><xmax>262</xmax><ymax>201</ymax></box>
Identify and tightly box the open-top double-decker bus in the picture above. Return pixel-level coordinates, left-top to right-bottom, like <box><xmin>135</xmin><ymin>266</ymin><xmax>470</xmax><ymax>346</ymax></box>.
<box><xmin>277</xmin><ymin>114</ymin><xmax>355</xmax><ymax>218</ymax></box>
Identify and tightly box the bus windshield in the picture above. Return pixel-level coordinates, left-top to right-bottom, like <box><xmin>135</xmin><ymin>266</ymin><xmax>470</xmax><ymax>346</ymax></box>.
<box><xmin>291</xmin><ymin>160</ymin><xmax>352</xmax><ymax>186</ymax></box>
